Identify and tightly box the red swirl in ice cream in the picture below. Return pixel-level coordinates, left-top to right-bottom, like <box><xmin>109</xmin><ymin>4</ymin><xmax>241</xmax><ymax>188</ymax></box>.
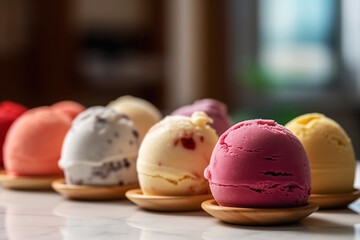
<box><xmin>204</xmin><ymin>119</ymin><xmax>311</xmax><ymax>208</ymax></box>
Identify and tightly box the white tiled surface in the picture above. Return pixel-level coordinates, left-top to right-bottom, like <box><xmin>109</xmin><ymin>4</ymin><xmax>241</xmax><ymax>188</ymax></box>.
<box><xmin>0</xmin><ymin>165</ymin><xmax>359</xmax><ymax>240</ymax></box>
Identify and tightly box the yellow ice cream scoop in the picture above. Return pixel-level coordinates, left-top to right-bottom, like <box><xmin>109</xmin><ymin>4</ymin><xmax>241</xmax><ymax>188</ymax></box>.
<box><xmin>285</xmin><ymin>113</ymin><xmax>356</xmax><ymax>194</ymax></box>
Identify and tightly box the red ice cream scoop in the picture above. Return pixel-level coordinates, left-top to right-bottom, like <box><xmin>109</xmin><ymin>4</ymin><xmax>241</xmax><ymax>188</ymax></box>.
<box><xmin>204</xmin><ymin>119</ymin><xmax>311</xmax><ymax>208</ymax></box>
<box><xmin>0</xmin><ymin>101</ymin><xmax>27</xmax><ymax>167</ymax></box>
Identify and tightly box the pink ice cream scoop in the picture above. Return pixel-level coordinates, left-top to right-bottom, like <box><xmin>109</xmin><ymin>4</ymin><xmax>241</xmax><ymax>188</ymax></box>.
<box><xmin>204</xmin><ymin>119</ymin><xmax>311</xmax><ymax>208</ymax></box>
<box><xmin>51</xmin><ymin>100</ymin><xmax>85</xmax><ymax>120</ymax></box>
<box><xmin>171</xmin><ymin>99</ymin><xmax>232</xmax><ymax>136</ymax></box>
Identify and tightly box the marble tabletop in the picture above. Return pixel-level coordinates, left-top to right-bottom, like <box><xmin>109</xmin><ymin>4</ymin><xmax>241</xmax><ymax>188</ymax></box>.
<box><xmin>0</xmin><ymin>165</ymin><xmax>359</xmax><ymax>240</ymax></box>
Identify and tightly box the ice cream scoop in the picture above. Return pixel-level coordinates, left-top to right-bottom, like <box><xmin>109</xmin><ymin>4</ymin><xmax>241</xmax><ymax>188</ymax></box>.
<box><xmin>137</xmin><ymin>112</ymin><xmax>218</xmax><ymax>196</ymax></box>
<box><xmin>285</xmin><ymin>113</ymin><xmax>356</xmax><ymax>194</ymax></box>
<box><xmin>0</xmin><ymin>101</ymin><xmax>27</xmax><ymax>167</ymax></box>
<box><xmin>59</xmin><ymin>106</ymin><xmax>140</xmax><ymax>186</ymax></box>
<box><xmin>107</xmin><ymin>96</ymin><xmax>162</xmax><ymax>141</ymax></box>
<box><xmin>3</xmin><ymin>107</ymin><xmax>71</xmax><ymax>176</ymax></box>
<box><xmin>171</xmin><ymin>98</ymin><xmax>232</xmax><ymax>136</ymax></box>
<box><xmin>204</xmin><ymin>119</ymin><xmax>311</xmax><ymax>208</ymax></box>
<box><xmin>52</xmin><ymin>101</ymin><xmax>85</xmax><ymax>120</ymax></box>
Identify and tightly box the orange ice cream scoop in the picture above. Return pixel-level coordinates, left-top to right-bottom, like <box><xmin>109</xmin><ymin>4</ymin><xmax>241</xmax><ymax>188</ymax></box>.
<box><xmin>51</xmin><ymin>100</ymin><xmax>85</xmax><ymax>120</ymax></box>
<box><xmin>3</xmin><ymin>107</ymin><xmax>71</xmax><ymax>176</ymax></box>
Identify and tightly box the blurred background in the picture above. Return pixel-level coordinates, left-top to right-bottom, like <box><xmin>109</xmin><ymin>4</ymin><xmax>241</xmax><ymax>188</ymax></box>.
<box><xmin>1</xmin><ymin>0</ymin><xmax>360</xmax><ymax>154</ymax></box>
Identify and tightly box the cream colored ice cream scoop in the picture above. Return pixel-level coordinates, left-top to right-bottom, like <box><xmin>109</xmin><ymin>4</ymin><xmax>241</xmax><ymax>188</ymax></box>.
<box><xmin>285</xmin><ymin>113</ymin><xmax>356</xmax><ymax>194</ymax></box>
<box><xmin>137</xmin><ymin>112</ymin><xmax>218</xmax><ymax>196</ymax></box>
<box><xmin>107</xmin><ymin>96</ymin><xmax>162</xmax><ymax>141</ymax></box>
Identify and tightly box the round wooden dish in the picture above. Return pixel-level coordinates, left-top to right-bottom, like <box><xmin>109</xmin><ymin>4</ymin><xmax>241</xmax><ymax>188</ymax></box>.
<box><xmin>125</xmin><ymin>188</ymin><xmax>213</xmax><ymax>211</ymax></box>
<box><xmin>52</xmin><ymin>178</ymin><xmax>139</xmax><ymax>201</ymax></box>
<box><xmin>308</xmin><ymin>189</ymin><xmax>360</xmax><ymax>209</ymax></box>
<box><xmin>0</xmin><ymin>172</ymin><xmax>61</xmax><ymax>190</ymax></box>
<box><xmin>201</xmin><ymin>199</ymin><xmax>319</xmax><ymax>225</ymax></box>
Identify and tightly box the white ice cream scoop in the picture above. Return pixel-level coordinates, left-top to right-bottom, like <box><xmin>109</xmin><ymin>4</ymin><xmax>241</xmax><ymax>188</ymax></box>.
<box><xmin>59</xmin><ymin>106</ymin><xmax>140</xmax><ymax>186</ymax></box>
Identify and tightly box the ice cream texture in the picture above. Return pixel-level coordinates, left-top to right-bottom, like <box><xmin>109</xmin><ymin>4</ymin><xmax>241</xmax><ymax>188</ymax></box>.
<box><xmin>4</xmin><ymin>107</ymin><xmax>71</xmax><ymax>176</ymax></box>
<box><xmin>137</xmin><ymin>112</ymin><xmax>218</xmax><ymax>196</ymax></box>
<box><xmin>59</xmin><ymin>106</ymin><xmax>140</xmax><ymax>186</ymax></box>
<box><xmin>205</xmin><ymin>119</ymin><xmax>311</xmax><ymax>208</ymax></box>
<box><xmin>171</xmin><ymin>98</ymin><xmax>232</xmax><ymax>136</ymax></box>
<box><xmin>0</xmin><ymin>101</ymin><xmax>27</xmax><ymax>167</ymax></box>
<box><xmin>107</xmin><ymin>95</ymin><xmax>162</xmax><ymax>141</ymax></box>
<box><xmin>285</xmin><ymin>113</ymin><xmax>356</xmax><ymax>194</ymax></box>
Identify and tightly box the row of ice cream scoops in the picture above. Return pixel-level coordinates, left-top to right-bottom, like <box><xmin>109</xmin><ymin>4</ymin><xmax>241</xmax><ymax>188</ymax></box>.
<box><xmin>0</xmin><ymin>97</ymin><xmax>231</xmax><ymax>186</ymax></box>
<box><xmin>0</xmin><ymin>97</ymin><xmax>157</xmax><ymax>180</ymax></box>
<box><xmin>59</xmin><ymin>98</ymin><xmax>231</xmax><ymax>193</ymax></box>
<box><xmin>0</xmin><ymin>96</ymin><xmax>357</xmax><ymax>212</ymax></box>
<box><xmin>135</xmin><ymin>110</ymin><xmax>356</xmax><ymax>210</ymax></box>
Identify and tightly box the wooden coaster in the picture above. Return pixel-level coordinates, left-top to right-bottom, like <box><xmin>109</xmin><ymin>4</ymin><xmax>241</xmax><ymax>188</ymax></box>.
<box><xmin>125</xmin><ymin>188</ymin><xmax>213</xmax><ymax>212</ymax></box>
<box><xmin>308</xmin><ymin>189</ymin><xmax>360</xmax><ymax>209</ymax></box>
<box><xmin>0</xmin><ymin>172</ymin><xmax>61</xmax><ymax>190</ymax></box>
<box><xmin>201</xmin><ymin>199</ymin><xmax>319</xmax><ymax>225</ymax></box>
<box><xmin>52</xmin><ymin>178</ymin><xmax>139</xmax><ymax>201</ymax></box>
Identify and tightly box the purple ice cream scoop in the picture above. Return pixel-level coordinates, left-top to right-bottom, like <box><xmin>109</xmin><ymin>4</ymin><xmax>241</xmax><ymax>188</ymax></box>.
<box><xmin>171</xmin><ymin>99</ymin><xmax>232</xmax><ymax>136</ymax></box>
